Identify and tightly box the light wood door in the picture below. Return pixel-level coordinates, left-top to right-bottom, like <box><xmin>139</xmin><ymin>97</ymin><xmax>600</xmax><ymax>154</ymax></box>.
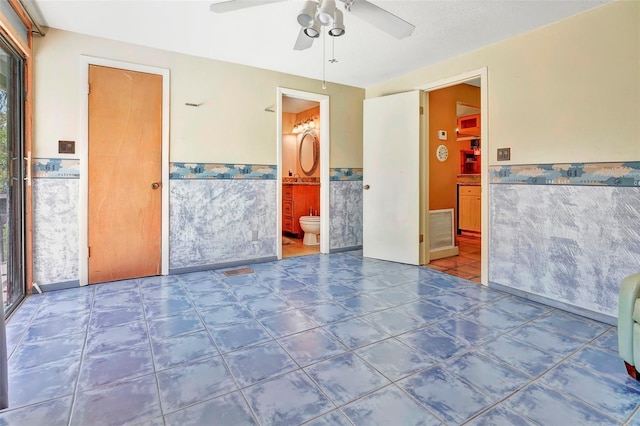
<box><xmin>362</xmin><ymin>91</ymin><xmax>421</xmax><ymax>265</ymax></box>
<box><xmin>88</xmin><ymin>65</ymin><xmax>162</xmax><ymax>284</ymax></box>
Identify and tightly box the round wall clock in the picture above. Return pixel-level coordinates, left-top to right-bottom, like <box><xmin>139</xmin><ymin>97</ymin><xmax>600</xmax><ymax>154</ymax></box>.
<box><xmin>436</xmin><ymin>144</ymin><xmax>449</xmax><ymax>162</ymax></box>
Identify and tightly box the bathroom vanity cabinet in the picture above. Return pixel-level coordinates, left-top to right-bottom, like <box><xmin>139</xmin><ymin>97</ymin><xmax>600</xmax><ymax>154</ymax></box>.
<box><xmin>283</xmin><ymin>184</ymin><xmax>320</xmax><ymax>238</ymax></box>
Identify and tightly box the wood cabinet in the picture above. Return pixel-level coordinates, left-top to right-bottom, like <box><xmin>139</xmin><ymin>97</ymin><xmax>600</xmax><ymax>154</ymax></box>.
<box><xmin>458</xmin><ymin>185</ymin><xmax>481</xmax><ymax>233</ymax></box>
<box><xmin>457</xmin><ymin>114</ymin><xmax>481</xmax><ymax>137</ymax></box>
<box><xmin>283</xmin><ymin>184</ymin><xmax>320</xmax><ymax>238</ymax></box>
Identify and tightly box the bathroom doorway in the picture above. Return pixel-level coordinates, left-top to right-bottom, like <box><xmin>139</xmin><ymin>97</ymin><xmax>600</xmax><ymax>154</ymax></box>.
<box><xmin>276</xmin><ymin>88</ymin><xmax>330</xmax><ymax>259</ymax></box>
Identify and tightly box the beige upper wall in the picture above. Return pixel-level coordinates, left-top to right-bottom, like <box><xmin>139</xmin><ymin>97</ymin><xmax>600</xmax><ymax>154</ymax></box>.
<box><xmin>33</xmin><ymin>28</ymin><xmax>364</xmax><ymax>167</ymax></box>
<box><xmin>367</xmin><ymin>1</ymin><xmax>640</xmax><ymax>165</ymax></box>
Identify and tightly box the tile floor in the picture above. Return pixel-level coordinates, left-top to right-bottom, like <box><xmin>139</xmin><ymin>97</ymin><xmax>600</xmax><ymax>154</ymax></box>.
<box><xmin>426</xmin><ymin>235</ymin><xmax>481</xmax><ymax>282</ymax></box>
<box><xmin>1</xmin><ymin>250</ymin><xmax>638</xmax><ymax>425</ymax></box>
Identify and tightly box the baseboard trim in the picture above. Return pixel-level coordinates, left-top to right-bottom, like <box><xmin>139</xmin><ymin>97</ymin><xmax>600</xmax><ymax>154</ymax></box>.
<box><xmin>39</xmin><ymin>280</ymin><xmax>81</xmax><ymax>292</ymax></box>
<box><xmin>329</xmin><ymin>245</ymin><xmax>363</xmax><ymax>254</ymax></box>
<box><xmin>489</xmin><ymin>281</ymin><xmax>616</xmax><ymax>326</ymax></box>
<box><xmin>170</xmin><ymin>256</ymin><xmax>278</xmax><ymax>275</ymax></box>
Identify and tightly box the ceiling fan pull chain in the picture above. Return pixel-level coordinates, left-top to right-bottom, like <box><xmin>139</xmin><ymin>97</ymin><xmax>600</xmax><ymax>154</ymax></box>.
<box><xmin>330</xmin><ymin>35</ymin><xmax>338</xmax><ymax>64</ymax></box>
<box><xmin>322</xmin><ymin>27</ymin><xmax>327</xmax><ymax>89</ymax></box>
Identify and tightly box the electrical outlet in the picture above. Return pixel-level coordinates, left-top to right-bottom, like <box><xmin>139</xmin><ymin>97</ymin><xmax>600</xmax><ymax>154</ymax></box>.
<box><xmin>438</xmin><ymin>130</ymin><xmax>447</xmax><ymax>140</ymax></box>
<box><xmin>252</xmin><ymin>230</ymin><xmax>258</xmax><ymax>241</ymax></box>
<box><xmin>497</xmin><ymin>148</ymin><xmax>511</xmax><ymax>161</ymax></box>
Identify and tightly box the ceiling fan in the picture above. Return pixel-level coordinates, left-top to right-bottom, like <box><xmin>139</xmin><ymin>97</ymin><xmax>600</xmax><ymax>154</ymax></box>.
<box><xmin>209</xmin><ymin>0</ymin><xmax>415</xmax><ymax>51</ymax></box>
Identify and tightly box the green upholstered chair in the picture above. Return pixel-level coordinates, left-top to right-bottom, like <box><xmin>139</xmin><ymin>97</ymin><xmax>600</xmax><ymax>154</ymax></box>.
<box><xmin>619</xmin><ymin>273</ymin><xmax>640</xmax><ymax>380</ymax></box>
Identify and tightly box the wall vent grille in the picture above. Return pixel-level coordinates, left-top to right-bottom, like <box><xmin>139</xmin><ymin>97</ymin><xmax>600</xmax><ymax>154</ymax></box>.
<box><xmin>222</xmin><ymin>267</ymin><xmax>254</xmax><ymax>277</ymax></box>
<box><xmin>429</xmin><ymin>209</ymin><xmax>455</xmax><ymax>251</ymax></box>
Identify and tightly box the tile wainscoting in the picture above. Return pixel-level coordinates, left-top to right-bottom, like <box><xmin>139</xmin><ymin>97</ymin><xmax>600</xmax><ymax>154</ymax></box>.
<box><xmin>32</xmin><ymin>158</ymin><xmax>81</xmax><ymax>179</ymax></box>
<box><xmin>32</xmin><ymin>161</ymin><xmax>80</xmax><ymax>289</ymax></box>
<box><xmin>330</xmin><ymin>169</ymin><xmax>363</xmax><ymax>251</ymax></box>
<box><xmin>30</xmin><ymin>161</ymin><xmax>365</xmax><ymax>286</ymax></box>
<box><xmin>489</xmin><ymin>162</ymin><xmax>640</xmax><ymax>321</ymax></box>
<box><xmin>169</xmin><ymin>179</ymin><xmax>277</xmax><ymax>273</ymax></box>
<box><xmin>169</xmin><ymin>162</ymin><xmax>278</xmax><ymax>271</ymax></box>
<box><xmin>330</xmin><ymin>181</ymin><xmax>363</xmax><ymax>251</ymax></box>
<box><xmin>169</xmin><ymin>163</ymin><xmax>276</xmax><ymax>180</ymax></box>
<box><xmin>490</xmin><ymin>161</ymin><xmax>640</xmax><ymax>186</ymax></box>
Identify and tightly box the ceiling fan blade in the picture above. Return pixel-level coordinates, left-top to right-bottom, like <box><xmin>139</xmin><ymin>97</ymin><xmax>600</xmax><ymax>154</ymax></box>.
<box><xmin>347</xmin><ymin>0</ymin><xmax>415</xmax><ymax>39</ymax></box>
<box><xmin>293</xmin><ymin>28</ymin><xmax>314</xmax><ymax>51</ymax></box>
<box><xmin>209</xmin><ymin>0</ymin><xmax>286</xmax><ymax>13</ymax></box>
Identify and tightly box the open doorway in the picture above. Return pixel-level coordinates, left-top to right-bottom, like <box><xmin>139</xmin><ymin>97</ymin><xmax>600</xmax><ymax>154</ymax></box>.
<box><xmin>281</xmin><ymin>96</ymin><xmax>321</xmax><ymax>258</ymax></box>
<box><xmin>276</xmin><ymin>88</ymin><xmax>330</xmax><ymax>260</ymax></box>
<box><xmin>423</xmin><ymin>77</ymin><xmax>484</xmax><ymax>283</ymax></box>
<box><xmin>361</xmin><ymin>69</ymin><xmax>487</xmax><ymax>283</ymax></box>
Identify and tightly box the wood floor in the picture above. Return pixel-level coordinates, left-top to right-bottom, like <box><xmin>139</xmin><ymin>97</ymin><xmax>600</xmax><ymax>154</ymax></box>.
<box><xmin>425</xmin><ymin>234</ymin><xmax>481</xmax><ymax>282</ymax></box>
<box><xmin>282</xmin><ymin>235</ymin><xmax>319</xmax><ymax>258</ymax></box>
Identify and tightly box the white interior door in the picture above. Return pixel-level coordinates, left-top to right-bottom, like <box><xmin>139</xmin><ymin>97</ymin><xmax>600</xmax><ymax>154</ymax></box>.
<box><xmin>363</xmin><ymin>90</ymin><xmax>421</xmax><ymax>264</ymax></box>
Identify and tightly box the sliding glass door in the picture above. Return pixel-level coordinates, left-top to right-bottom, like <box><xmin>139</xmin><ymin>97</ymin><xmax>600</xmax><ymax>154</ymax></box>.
<box><xmin>0</xmin><ymin>38</ymin><xmax>25</xmax><ymax>317</ymax></box>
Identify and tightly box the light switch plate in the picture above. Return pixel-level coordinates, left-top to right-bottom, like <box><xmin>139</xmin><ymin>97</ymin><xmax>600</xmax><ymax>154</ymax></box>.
<box><xmin>438</xmin><ymin>130</ymin><xmax>447</xmax><ymax>140</ymax></box>
<box><xmin>58</xmin><ymin>140</ymin><xmax>75</xmax><ymax>154</ymax></box>
<box><xmin>497</xmin><ymin>148</ymin><xmax>511</xmax><ymax>161</ymax></box>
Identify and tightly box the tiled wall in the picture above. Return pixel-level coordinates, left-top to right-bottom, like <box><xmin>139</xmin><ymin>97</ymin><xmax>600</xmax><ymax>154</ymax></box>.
<box><xmin>170</xmin><ymin>163</ymin><xmax>276</xmax><ymax>180</ymax></box>
<box><xmin>489</xmin><ymin>161</ymin><xmax>640</xmax><ymax>319</ymax></box>
<box><xmin>490</xmin><ymin>162</ymin><xmax>640</xmax><ymax>186</ymax></box>
<box><xmin>330</xmin><ymin>169</ymin><xmax>363</xmax><ymax>250</ymax></box>
<box><xmin>32</xmin><ymin>159</ymin><xmax>80</xmax><ymax>287</ymax></box>
<box><xmin>169</xmin><ymin>179</ymin><xmax>277</xmax><ymax>272</ymax></box>
<box><xmin>30</xmin><ymin>160</ymin><xmax>365</xmax><ymax>284</ymax></box>
<box><xmin>169</xmin><ymin>162</ymin><xmax>278</xmax><ymax>271</ymax></box>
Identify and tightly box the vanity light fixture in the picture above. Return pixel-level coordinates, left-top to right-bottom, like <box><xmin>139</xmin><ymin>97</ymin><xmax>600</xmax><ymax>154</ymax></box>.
<box><xmin>292</xmin><ymin>116</ymin><xmax>318</xmax><ymax>134</ymax></box>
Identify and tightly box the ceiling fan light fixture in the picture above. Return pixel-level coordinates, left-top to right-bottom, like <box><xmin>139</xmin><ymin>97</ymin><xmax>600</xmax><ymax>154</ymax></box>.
<box><xmin>316</xmin><ymin>0</ymin><xmax>335</xmax><ymax>26</ymax></box>
<box><xmin>304</xmin><ymin>22</ymin><xmax>321</xmax><ymax>38</ymax></box>
<box><xmin>297</xmin><ymin>1</ymin><xmax>318</xmax><ymax>27</ymax></box>
<box><xmin>329</xmin><ymin>9</ymin><xmax>345</xmax><ymax>36</ymax></box>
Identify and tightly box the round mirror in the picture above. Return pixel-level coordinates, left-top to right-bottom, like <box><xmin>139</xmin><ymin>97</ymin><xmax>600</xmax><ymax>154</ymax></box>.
<box><xmin>299</xmin><ymin>131</ymin><xmax>318</xmax><ymax>176</ymax></box>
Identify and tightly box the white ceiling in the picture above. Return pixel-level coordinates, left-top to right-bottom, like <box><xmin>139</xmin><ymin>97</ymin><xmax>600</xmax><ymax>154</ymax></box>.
<box><xmin>30</xmin><ymin>0</ymin><xmax>611</xmax><ymax>88</ymax></box>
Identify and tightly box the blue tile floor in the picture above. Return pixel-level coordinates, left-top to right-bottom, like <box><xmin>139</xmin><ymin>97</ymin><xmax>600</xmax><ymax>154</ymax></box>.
<box><xmin>1</xmin><ymin>250</ymin><xmax>639</xmax><ymax>425</ymax></box>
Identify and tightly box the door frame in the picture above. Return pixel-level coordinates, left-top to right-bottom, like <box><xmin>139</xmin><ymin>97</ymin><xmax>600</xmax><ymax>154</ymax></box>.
<box><xmin>276</xmin><ymin>87</ymin><xmax>330</xmax><ymax>258</ymax></box>
<box><xmin>78</xmin><ymin>56</ymin><xmax>170</xmax><ymax>286</ymax></box>
<box><xmin>417</xmin><ymin>67</ymin><xmax>489</xmax><ymax>285</ymax></box>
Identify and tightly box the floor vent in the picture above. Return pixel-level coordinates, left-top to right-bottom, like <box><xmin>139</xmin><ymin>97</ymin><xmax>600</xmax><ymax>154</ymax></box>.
<box><xmin>222</xmin><ymin>267</ymin><xmax>255</xmax><ymax>277</ymax></box>
<box><xmin>429</xmin><ymin>208</ymin><xmax>455</xmax><ymax>251</ymax></box>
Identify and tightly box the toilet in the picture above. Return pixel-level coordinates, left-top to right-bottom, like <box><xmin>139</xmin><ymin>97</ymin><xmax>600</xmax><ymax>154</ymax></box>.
<box><xmin>299</xmin><ymin>216</ymin><xmax>320</xmax><ymax>246</ymax></box>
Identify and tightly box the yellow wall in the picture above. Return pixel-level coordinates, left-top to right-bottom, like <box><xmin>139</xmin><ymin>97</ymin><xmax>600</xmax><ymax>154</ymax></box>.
<box><xmin>367</xmin><ymin>1</ymin><xmax>640</xmax><ymax>165</ymax></box>
<box><xmin>33</xmin><ymin>28</ymin><xmax>364</xmax><ymax>167</ymax></box>
<box><xmin>429</xmin><ymin>84</ymin><xmax>480</xmax><ymax>214</ymax></box>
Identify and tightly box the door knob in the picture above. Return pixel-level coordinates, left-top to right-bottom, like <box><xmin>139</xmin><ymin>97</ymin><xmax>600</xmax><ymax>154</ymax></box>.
<box><xmin>151</xmin><ymin>182</ymin><xmax>161</xmax><ymax>190</ymax></box>
<box><xmin>363</xmin><ymin>184</ymin><xmax>370</xmax><ymax>190</ymax></box>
